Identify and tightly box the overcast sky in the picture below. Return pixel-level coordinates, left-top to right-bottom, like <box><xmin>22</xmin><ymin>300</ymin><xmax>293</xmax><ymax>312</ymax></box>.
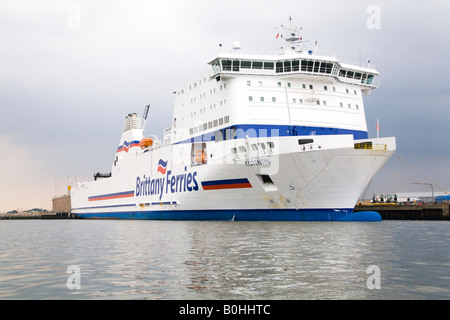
<box><xmin>1</xmin><ymin>0</ymin><xmax>449</xmax><ymax>211</ymax></box>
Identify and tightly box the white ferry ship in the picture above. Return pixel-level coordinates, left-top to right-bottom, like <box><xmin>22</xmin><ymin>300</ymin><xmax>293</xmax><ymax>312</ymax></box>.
<box><xmin>71</xmin><ymin>20</ymin><xmax>396</xmax><ymax>221</ymax></box>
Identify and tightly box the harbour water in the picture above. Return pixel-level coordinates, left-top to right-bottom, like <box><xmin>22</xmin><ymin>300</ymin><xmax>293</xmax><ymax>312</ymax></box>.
<box><xmin>0</xmin><ymin>220</ymin><xmax>448</xmax><ymax>300</ymax></box>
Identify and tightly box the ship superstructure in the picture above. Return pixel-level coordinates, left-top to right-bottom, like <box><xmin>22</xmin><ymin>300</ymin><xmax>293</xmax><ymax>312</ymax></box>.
<box><xmin>71</xmin><ymin>20</ymin><xmax>396</xmax><ymax>221</ymax></box>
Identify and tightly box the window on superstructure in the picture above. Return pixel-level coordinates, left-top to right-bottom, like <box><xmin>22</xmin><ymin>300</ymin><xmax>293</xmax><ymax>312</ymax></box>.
<box><xmin>241</xmin><ymin>61</ymin><xmax>251</xmax><ymax>69</ymax></box>
<box><xmin>339</xmin><ymin>69</ymin><xmax>346</xmax><ymax>77</ymax></box>
<box><xmin>258</xmin><ymin>81</ymin><xmax>263</xmax><ymax>86</ymax></box>
<box><xmin>224</xmin><ymin>116</ymin><xmax>229</xmax><ymax>124</ymax></box>
<box><xmin>232</xmin><ymin>61</ymin><xmax>240</xmax><ymax>72</ymax></box>
<box><xmin>293</xmin><ymin>98</ymin><xmax>296</xmax><ymax>103</ymax></box>
<box><xmin>361</xmin><ymin>74</ymin><xmax>367</xmax><ymax>84</ymax></box>
<box><xmin>299</xmin><ymin>99</ymin><xmax>303</xmax><ymax>104</ymax></box>
<box><xmin>348</xmin><ymin>103</ymin><xmax>351</xmax><ymax>108</ymax></box>
<box><xmin>355</xmin><ymin>72</ymin><xmax>362</xmax><ymax>80</ymax></box>
<box><xmin>213</xmin><ymin>120</ymin><xmax>218</xmax><ymax>127</ymax></box>
<box><xmin>264</xmin><ymin>62</ymin><xmax>274</xmax><ymax>70</ymax></box>
<box><xmin>324</xmin><ymin>86</ymin><xmax>328</xmax><ymax>91</ymax></box>
<box><xmin>214</xmin><ymin>130</ymin><xmax>223</xmax><ymax>142</ymax></box>
<box><xmin>354</xmin><ymin>90</ymin><xmax>357</xmax><ymax>95</ymax></box>
<box><xmin>225</xmin><ymin>126</ymin><xmax>235</xmax><ymax>140</ymax></box>
<box><xmin>260</xmin><ymin>97</ymin><xmax>264</xmax><ymax>102</ymax></box>
<box><xmin>276</xmin><ymin>62</ymin><xmax>283</xmax><ymax>73</ymax></box>
<box><xmin>252</xmin><ymin>61</ymin><xmax>263</xmax><ymax>69</ymax></box>
<box><xmin>222</xmin><ymin>60</ymin><xmax>232</xmax><ymax>71</ymax></box>
<box><xmin>322</xmin><ymin>63</ymin><xmax>333</xmax><ymax>74</ymax></box>
<box><xmin>203</xmin><ymin>123</ymin><xmax>207</xmax><ymax>131</ymax></box>
<box><xmin>347</xmin><ymin>71</ymin><xmax>354</xmax><ymax>79</ymax></box>
<box><xmin>272</xmin><ymin>97</ymin><xmax>276</xmax><ymax>102</ymax></box>
<box><xmin>340</xmin><ymin>102</ymin><xmax>343</xmax><ymax>107</ymax></box>
<box><xmin>309</xmin><ymin>85</ymin><xmax>314</xmax><ymax>90</ymax></box>
<box><xmin>277</xmin><ymin>82</ymin><xmax>282</xmax><ymax>87</ymax></box>
<box><xmin>287</xmin><ymin>83</ymin><xmax>291</xmax><ymax>88</ymax></box>
<box><xmin>247</xmin><ymin>80</ymin><xmax>251</xmax><ymax>86</ymax></box>
<box><xmin>323</xmin><ymin>101</ymin><xmax>327</xmax><ymax>105</ymax></box>
<box><xmin>302</xmin><ymin>84</ymin><xmax>306</xmax><ymax>89</ymax></box>
<box><xmin>313</xmin><ymin>61</ymin><xmax>320</xmax><ymax>73</ymax></box>
<box><xmin>208</xmin><ymin>121</ymin><xmax>212</xmax><ymax>129</ymax></box>
<box><xmin>292</xmin><ymin>60</ymin><xmax>300</xmax><ymax>71</ymax></box>
<box><xmin>301</xmin><ymin>60</ymin><xmax>308</xmax><ymax>72</ymax></box>
<box><xmin>219</xmin><ymin>118</ymin><xmax>224</xmax><ymax>125</ymax></box>
<box><xmin>283</xmin><ymin>61</ymin><xmax>291</xmax><ymax>72</ymax></box>
<box><xmin>249</xmin><ymin>96</ymin><xmax>253</xmax><ymax>101</ymax></box>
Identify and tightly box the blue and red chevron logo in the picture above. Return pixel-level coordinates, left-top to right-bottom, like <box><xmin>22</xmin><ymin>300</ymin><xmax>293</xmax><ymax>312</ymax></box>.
<box><xmin>157</xmin><ymin>159</ymin><xmax>167</xmax><ymax>175</ymax></box>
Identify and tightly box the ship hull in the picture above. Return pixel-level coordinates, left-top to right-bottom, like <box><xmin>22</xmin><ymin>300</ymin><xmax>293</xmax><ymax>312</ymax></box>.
<box><xmin>71</xmin><ymin>135</ymin><xmax>395</xmax><ymax>221</ymax></box>
<box><xmin>71</xmin><ymin>208</ymin><xmax>380</xmax><ymax>221</ymax></box>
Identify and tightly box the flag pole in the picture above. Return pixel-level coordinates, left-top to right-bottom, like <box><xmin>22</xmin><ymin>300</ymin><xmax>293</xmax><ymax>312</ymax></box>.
<box><xmin>376</xmin><ymin>119</ymin><xmax>380</xmax><ymax>148</ymax></box>
<box><xmin>377</xmin><ymin>119</ymin><xmax>379</xmax><ymax>139</ymax></box>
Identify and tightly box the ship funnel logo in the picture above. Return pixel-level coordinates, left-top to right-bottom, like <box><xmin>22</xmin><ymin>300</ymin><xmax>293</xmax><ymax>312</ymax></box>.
<box><xmin>157</xmin><ymin>159</ymin><xmax>168</xmax><ymax>175</ymax></box>
<box><xmin>117</xmin><ymin>140</ymin><xmax>139</xmax><ymax>153</ymax></box>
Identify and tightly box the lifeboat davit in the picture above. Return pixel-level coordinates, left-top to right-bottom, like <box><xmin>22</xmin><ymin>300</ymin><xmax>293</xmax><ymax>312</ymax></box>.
<box><xmin>139</xmin><ymin>138</ymin><xmax>153</xmax><ymax>149</ymax></box>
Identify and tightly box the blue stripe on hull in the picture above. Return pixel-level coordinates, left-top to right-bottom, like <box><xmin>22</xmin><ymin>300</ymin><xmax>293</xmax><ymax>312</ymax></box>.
<box><xmin>72</xmin><ymin>209</ymin><xmax>381</xmax><ymax>222</ymax></box>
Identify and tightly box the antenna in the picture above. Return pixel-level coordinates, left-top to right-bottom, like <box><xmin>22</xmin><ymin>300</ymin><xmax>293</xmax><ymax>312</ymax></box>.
<box><xmin>275</xmin><ymin>17</ymin><xmax>307</xmax><ymax>52</ymax></box>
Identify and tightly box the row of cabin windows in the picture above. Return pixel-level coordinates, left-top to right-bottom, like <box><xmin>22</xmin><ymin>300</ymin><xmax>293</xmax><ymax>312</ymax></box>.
<box><xmin>248</xmin><ymin>96</ymin><xmax>359</xmax><ymax>109</ymax></box>
<box><xmin>189</xmin><ymin>116</ymin><xmax>230</xmax><ymax>135</ymax></box>
<box><xmin>216</xmin><ymin>59</ymin><xmax>376</xmax><ymax>85</ymax></box>
<box><xmin>339</xmin><ymin>69</ymin><xmax>375</xmax><ymax>84</ymax></box>
<box><xmin>190</xmin><ymin>100</ymin><xmax>226</xmax><ymax>118</ymax></box>
<box><xmin>232</xmin><ymin>141</ymin><xmax>275</xmax><ymax>155</ymax></box>
<box><xmin>221</xmin><ymin>60</ymin><xmax>275</xmax><ymax>71</ymax></box>
<box><xmin>189</xmin><ymin>83</ymin><xmax>227</xmax><ymax>103</ymax></box>
<box><xmin>247</xmin><ymin>80</ymin><xmax>358</xmax><ymax>95</ymax></box>
<box><xmin>220</xmin><ymin>59</ymin><xmax>334</xmax><ymax>74</ymax></box>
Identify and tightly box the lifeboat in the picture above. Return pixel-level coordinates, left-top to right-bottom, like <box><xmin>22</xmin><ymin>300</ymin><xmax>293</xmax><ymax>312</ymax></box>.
<box><xmin>139</xmin><ymin>138</ymin><xmax>153</xmax><ymax>149</ymax></box>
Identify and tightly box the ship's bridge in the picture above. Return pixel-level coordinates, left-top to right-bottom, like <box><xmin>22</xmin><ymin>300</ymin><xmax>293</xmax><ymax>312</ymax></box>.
<box><xmin>208</xmin><ymin>52</ymin><xmax>380</xmax><ymax>92</ymax></box>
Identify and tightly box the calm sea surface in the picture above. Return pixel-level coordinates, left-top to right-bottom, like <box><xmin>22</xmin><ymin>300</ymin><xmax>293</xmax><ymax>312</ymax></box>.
<box><xmin>0</xmin><ymin>220</ymin><xmax>448</xmax><ymax>300</ymax></box>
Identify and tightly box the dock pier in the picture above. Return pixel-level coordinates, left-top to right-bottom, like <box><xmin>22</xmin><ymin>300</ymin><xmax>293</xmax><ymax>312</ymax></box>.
<box><xmin>354</xmin><ymin>203</ymin><xmax>449</xmax><ymax>220</ymax></box>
